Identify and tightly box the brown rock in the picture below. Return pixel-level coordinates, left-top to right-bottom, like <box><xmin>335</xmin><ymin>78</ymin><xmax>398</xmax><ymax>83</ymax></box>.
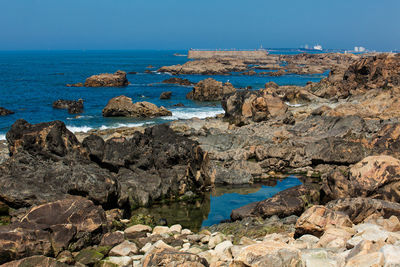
<box><xmin>100</xmin><ymin>232</ymin><xmax>125</xmax><ymax>247</ymax></box>
<box><xmin>84</xmin><ymin>70</ymin><xmax>129</xmax><ymax>87</ymax></box>
<box><xmin>0</xmin><ymin>256</ymin><xmax>71</xmax><ymax>267</ymax></box>
<box><xmin>160</xmin><ymin>91</ymin><xmax>172</xmax><ymax>100</ymax></box>
<box><xmin>162</xmin><ymin>77</ymin><xmax>193</xmax><ymax>86</ymax></box>
<box><xmin>52</xmin><ymin>99</ymin><xmax>84</xmax><ymax>114</ymax></box>
<box><xmin>0</xmin><ymin>108</ymin><xmax>14</xmax><ymax>116</ymax></box>
<box><xmin>142</xmin><ymin>248</ymin><xmax>208</xmax><ymax>267</ymax></box>
<box><xmin>295</xmin><ymin>205</ymin><xmax>353</xmax><ymax>238</ymax></box>
<box><xmin>66</xmin><ymin>83</ymin><xmax>83</xmax><ymax>87</ymax></box>
<box><xmin>102</xmin><ymin>96</ymin><xmax>172</xmax><ymax>118</ymax></box>
<box><xmin>186</xmin><ymin>78</ymin><xmax>236</xmax><ymax>101</ymax></box>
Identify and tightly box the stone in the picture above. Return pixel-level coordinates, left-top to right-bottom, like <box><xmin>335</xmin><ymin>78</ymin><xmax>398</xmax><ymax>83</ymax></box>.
<box><xmin>345</xmin><ymin>252</ymin><xmax>384</xmax><ymax>267</ymax></box>
<box><xmin>74</xmin><ymin>248</ymin><xmax>104</xmax><ymax>265</ymax></box>
<box><xmin>140</xmin><ymin>242</ymin><xmax>153</xmax><ymax>254</ymax></box>
<box><xmin>109</xmin><ymin>240</ymin><xmax>138</xmax><ymax>256</ymax></box>
<box><xmin>142</xmin><ymin>247</ymin><xmax>208</xmax><ymax>267</ymax></box>
<box><xmin>152</xmin><ymin>226</ymin><xmax>170</xmax><ymax>235</ymax></box>
<box><xmin>208</xmin><ymin>233</ymin><xmax>226</xmax><ymax>249</ymax></box>
<box><xmin>53</xmin><ymin>99</ymin><xmax>84</xmax><ymax>114</ymax></box>
<box><xmin>66</xmin><ymin>82</ymin><xmax>83</xmax><ymax>87</ymax></box>
<box><xmin>162</xmin><ymin>77</ymin><xmax>194</xmax><ymax>86</ymax></box>
<box><xmin>0</xmin><ymin>256</ymin><xmax>70</xmax><ymax>267</ymax></box>
<box><xmin>170</xmin><ymin>224</ymin><xmax>182</xmax><ymax>233</ymax></box>
<box><xmin>84</xmin><ymin>70</ymin><xmax>129</xmax><ymax>87</ymax></box>
<box><xmin>300</xmin><ymin>249</ymin><xmax>338</xmax><ymax>267</ymax></box>
<box><xmin>233</xmin><ymin>240</ymin><xmax>301</xmax><ymax>267</ymax></box>
<box><xmin>381</xmin><ymin>244</ymin><xmax>400</xmax><ymax>266</ymax></box>
<box><xmin>295</xmin><ymin>205</ymin><xmax>353</xmax><ymax>238</ymax></box>
<box><xmin>100</xmin><ymin>232</ymin><xmax>125</xmax><ymax>247</ymax></box>
<box><xmin>99</xmin><ymin>256</ymin><xmax>133</xmax><ymax>267</ymax></box>
<box><xmin>124</xmin><ymin>224</ymin><xmax>152</xmax><ymax>240</ymax></box>
<box><xmin>56</xmin><ymin>250</ymin><xmax>74</xmax><ymax>265</ymax></box>
<box><xmin>187</xmin><ymin>78</ymin><xmax>236</xmax><ymax>101</ymax></box>
<box><xmin>317</xmin><ymin>227</ymin><xmax>355</xmax><ymax>249</ymax></box>
<box><xmin>0</xmin><ymin>107</ymin><xmax>14</xmax><ymax>116</ymax></box>
<box><xmin>181</xmin><ymin>229</ymin><xmax>192</xmax><ymax>235</ymax></box>
<box><xmin>160</xmin><ymin>91</ymin><xmax>172</xmax><ymax>99</ymax></box>
<box><xmin>102</xmin><ymin>95</ymin><xmax>172</xmax><ymax>118</ymax></box>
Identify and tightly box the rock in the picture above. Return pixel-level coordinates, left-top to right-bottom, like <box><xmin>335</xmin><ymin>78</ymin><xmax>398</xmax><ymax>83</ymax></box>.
<box><xmin>316</xmin><ymin>227</ymin><xmax>355</xmax><ymax>249</ymax></box>
<box><xmin>128</xmin><ymin>71</ymin><xmax>137</xmax><ymax>74</ymax></box>
<box><xmin>381</xmin><ymin>244</ymin><xmax>400</xmax><ymax>266</ymax></box>
<box><xmin>152</xmin><ymin>226</ymin><xmax>170</xmax><ymax>235</ymax></box>
<box><xmin>84</xmin><ymin>70</ymin><xmax>129</xmax><ymax>87</ymax></box>
<box><xmin>300</xmin><ymin>249</ymin><xmax>339</xmax><ymax>267</ymax></box>
<box><xmin>186</xmin><ymin>78</ymin><xmax>236</xmax><ymax>101</ymax></box>
<box><xmin>124</xmin><ymin>224</ymin><xmax>152</xmax><ymax>238</ymax></box>
<box><xmin>222</xmin><ymin>88</ymin><xmax>288</xmax><ymax>125</ymax></box>
<box><xmin>53</xmin><ymin>99</ymin><xmax>84</xmax><ymax>114</ymax></box>
<box><xmin>170</xmin><ymin>224</ymin><xmax>182</xmax><ymax>233</ymax></box>
<box><xmin>142</xmin><ymin>247</ymin><xmax>208</xmax><ymax>267</ymax></box>
<box><xmin>265</xmin><ymin>81</ymin><xmax>279</xmax><ymax>89</ymax></box>
<box><xmin>0</xmin><ymin>108</ymin><xmax>14</xmax><ymax>116</ymax></box>
<box><xmin>100</xmin><ymin>232</ymin><xmax>125</xmax><ymax>247</ymax></box>
<box><xmin>295</xmin><ymin>205</ymin><xmax>353</xmax><ymax>238</ymax></box>
<box><xmin>159</xmin><ymin>91</ymin><xmax>172</xmax><ymax>100</ymax></box>
<box><xmin>99</xmin><ymin>256</ymin><xmax>132</xmax><ymax>267</ymax></box>
<box><xmin>158</xmin><ymin>58</ymin><xmax>247</xmax><ymax>75</ymax></box>
<box><xmin>66</xmin><ymin>82</ymin><xmax>83</xmax><ymax>87</ymax></box>
<box><xmin>83</xmin><ymin>123</ymin><xmax>211</xmax><ymax>207</ymax></box>
<box><xmin>173</xmin><ymin>103</ymin><xmax>185</xmax><ymax>107</ymax></box>
<box><xmin>0</xmin><ymin>256</ymin><xmax>71</xmax><ymax>267</ymax></box>
<box><xmin>56</xmin><ymin>250</ymin><xmax>74</xmax><ymax>265</ymax></box>
<box><xmin>325</xmin><ymin>198</ymin><xmax>400</xmax><ymax>224</ymax></box>
<box><xmin>322</xmin><ymin>155</ymin><xmax>400</xmax><ymax>203</ymax></box>
<box><xmin>208</xmin><ymin>233</ymin><xmax>226</xmax><ymax>249</ymax></box>
<box><xmin>74</xmin><ymin>248</ymin><xmax>104</xmax><ymax>265</ymax></box>
<box><xmin>345</xmin><ymin>251</ymin><xmax>384</xmax><ymax>267</ymax></box>
<box><xmin>233</xmin><ymin>241</ymin><xmax>301</xmax><ymax>266</ymax></box>
<box><xmin>109</xmin><ymin>240</ymin><xmax>138</xmax><ymax>256</ymax></box>
<box><xmin>162</xmin><ymin>77</ymin><xmax>193</xmax><ymax>86</ymax></box>
<box><xmin>102</xmin><ymin>96</ymin><xmax>172</xmax><ymax>118</ymax></box>
<box><xmin>232</xmin><ymin>185</ymin><xmax>319</xmax><ymax>221</ymax></box>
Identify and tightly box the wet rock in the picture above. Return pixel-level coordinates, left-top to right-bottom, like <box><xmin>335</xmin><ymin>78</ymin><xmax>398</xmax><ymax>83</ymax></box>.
<box><xmin>222</xmin><ymin>88</ymin><xmax>288</xmax><ymax>125</ymax></box>
<box><xmin>66</xmin><ymin>82</ymin><xmax>83</xmax><ymax>87</ymax></box>
<box><xmin>142</xmin><ymin>247</ymin><xmax>209</xmax><ymax>267</ymax></box>
<box><xmin>0</xmin><ymin>108</ymin><xmax>14</xmax><ymax>116</ymax></box>
<box><xmin>159</xmin><ymin>91</ymin><xmax>172</xmax><ymax>100</ymax></box>
<box><xmin>102</xmin><ymin>95</ymin><xmax>172</xmax><ymax>118</ymax></box>
<box><xmin>0</xmin><ymin>256</ymin><xmax>71</xmax><ymax>267</ymax></box>
<box><xmin>162</xmin><ymin>77</ymin><xmax>194</xmax><ymax>86</ymax></box>
<box><xmin>52</xmin><ymin>99</ymin><xmax>84</xmax><ymax>114</ymax></box>
<box><xmin>186</xmin><ymin>78</ymin><xmax>236</xmax><ymax>101</ymax></box>
<box><xmin>295</xmin><ymin>205</ymin><xmax>353</xmax><ymax>238</ymax></box>
<box><xmin>84</xmin><ymin>70</ymin><xmax>129</xmax><ymax>87</ymax></box>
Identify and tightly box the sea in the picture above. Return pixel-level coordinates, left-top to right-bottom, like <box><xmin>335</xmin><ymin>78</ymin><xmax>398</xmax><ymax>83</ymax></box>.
<box><xmin>0</xmin><ymin>49</ymin><xmax>330</xmax><ymax>140</ymax></box>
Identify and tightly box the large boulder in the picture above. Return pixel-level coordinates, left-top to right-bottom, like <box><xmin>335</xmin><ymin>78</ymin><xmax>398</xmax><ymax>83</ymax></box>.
<box><xmin>52</xmin><ymin>99</ymin><xmax>84</xmax><ymax>114</ymax></box>
<box><xmin>231</xmin><ymin>185</ymin><xmax>319</xmax><ymax>221</ymax></box>
<box><xmin>159</xmin><ymin>91</ymin><xmax>172</xmax><ymax>100</ymax></box>
<box><xmin>322</xmin><ymin>155</ymin><xmax>400</xmax><ymax>202</ymax></box>
<box><xmin>84</xmin><ymin>70</ymin><xmax>129</xmax><ymax>87</ymax></box>
<box><xmin>222</xmin><ymin>89</ymin><xmax>288</xmax><ymax>125</ymax></box>
<box><xmin>0</xmin><ymin>197</ymin><xmax>107</xmax><ymax>264</ymax></box>
<box><xmin>186</xmin><ymin>78</ymin><xmax>236</xmax><ymax>101</ymax></box>
<box><xmin>325</xmin><ymin>197</ymin><xmax>400</xmax><ymax>224</ymax></box>
<box><xmin>294</xmin><ymin>205</ymin><xmax>353</xmax><ymax>238</ymax></box>
<box><xmin>0</xmin><ymin>108</ymin><xmax>14</xmax><ymax>116</ymax></box>
<box><xmin>0</xmin><ymin>256</ymin><xmax>71</xmax><ymax>267</ymax></box>
<box><xmin>102</xmin><ymin>96</ymin><xmax>172</xmax><ymax>118</ymax></box>
<box><xmin>82</xmin><ymin>124</ymin><xmax>211</xmax><ymax>207</ymax></box>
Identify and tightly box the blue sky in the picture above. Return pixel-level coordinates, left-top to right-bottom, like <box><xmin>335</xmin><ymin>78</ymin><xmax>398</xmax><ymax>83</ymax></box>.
<box><xmin>0</xmin><ymin>0</ymin><xmax>399</xmax><ymax>51</ymax></box>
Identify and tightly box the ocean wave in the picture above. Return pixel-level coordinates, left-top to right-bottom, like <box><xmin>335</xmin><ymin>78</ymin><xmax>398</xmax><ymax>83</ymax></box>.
<box><xmin>67</xmin><ymin>115</ymin><xmax>94</xmax><ymax>120</ymax></box>
<box><xmin>0</xmin><ymin>134</ymin><xmax>5</xmax><ymax>141</ymax></box>
<box><xmin>165</xmin><ymin>108</ymin><xmax>224</xmax><ymax>120</ymax></box>
<box><xmin>66</xmin><ymin>122</ymin><xmax>147</xmax><ymax>133</ymax></box>
<box><xmin>66</xmin><ymin>125</ymin><xmax>94</xmax><ymax>133</ymax></box>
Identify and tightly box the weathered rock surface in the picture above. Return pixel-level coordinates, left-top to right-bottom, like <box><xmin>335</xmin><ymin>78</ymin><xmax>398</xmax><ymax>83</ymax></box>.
<box><xmin>84</xmin><ymin>70</ymin><xmax>129</xmax><ymax>87</ymax></box>
<box><xmin>0</xmin><ymin>108</ymin><xmax>14</xmax><ymax>116</ymax></box>
<box><xmin>186</xmin><ymin>78</ymin><xmax>236</xmax><ymax>101</ymax></box>
<box><xmin>159</xmin><ymin>91</ymin><xmax>172</xmax><ymax>100</ymax></box>
<box><xmin>222</xmin><ymin>88</ymin><xmax>288</xmax><ymax>125</ymax></box>
<box><xmin>0</xmin><ymin>256</ymin><xmax>71</xmax><ymax>267</ymax></box>
<box><xmin>162</xmin><ymin>77</ymin><xmax>194</xmax><ymax>86</ymax></box>
<box><xmin>102</xmin><ymin>95</ymin><xmax>172</xmax><ymax>118</ymax></box>
<box><xmin>52</xmin><ymin>99</ymin><xmax>84</xmax><ymax>114</ymax></box>
<box><xmin>0</xmin><ymin>197</ymin><xmax>107</xmax><ymax>264</ymax></box>
<box><xmin>142</xmin><ymin>247</ymin><xmax>209</xmax><ymax>267</ymax></box>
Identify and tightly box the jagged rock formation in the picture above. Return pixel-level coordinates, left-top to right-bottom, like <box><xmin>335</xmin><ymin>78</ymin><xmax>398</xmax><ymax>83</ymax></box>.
<box><xmin>84</xmin><ymin>70</ymin><xmax>129</xmax><ymax>87</ymax></box>
<box><xmin>52</xmin><ymin>99</ymin><xmax>84</xmax><ymax>114</ymax></box>
<box><xmin>186</xmin><ymin>78</ymin><xmax>236</xmax><ymax>101</ymax></box>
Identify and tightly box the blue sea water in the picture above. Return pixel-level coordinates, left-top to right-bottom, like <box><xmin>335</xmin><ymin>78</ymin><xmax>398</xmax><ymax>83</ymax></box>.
<box><xmin>0</xmin><ymin>49</ymin><xmax>329</xmax><ymax>139</ymax></box>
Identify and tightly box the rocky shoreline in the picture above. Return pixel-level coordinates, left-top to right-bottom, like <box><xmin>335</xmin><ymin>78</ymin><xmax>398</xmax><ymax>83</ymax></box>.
<box><xmin>0</xmin><ymin>52</ymin><xmax>400</xmax><ymax>266</ymax></box>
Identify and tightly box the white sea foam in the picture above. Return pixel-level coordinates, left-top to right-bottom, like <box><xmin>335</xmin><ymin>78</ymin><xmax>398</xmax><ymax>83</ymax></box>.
<box><xmin>66</xmin><ymin>125</ymin><xmax>94</xmax><ymax>133</ymax></box>
<box><xmin>165</xmin><ymin>108</ymin><xmax>224</xmax><ymax>120</ymax></box>
<box><xmin>67</xmin><ymin>122</ymin><xmax>147</xmax><ymax>133</ymax></box>
<box><xmin>0</xmin><ymin>134</ymin><xmax>5</xmax><ymax>141</ymax></box>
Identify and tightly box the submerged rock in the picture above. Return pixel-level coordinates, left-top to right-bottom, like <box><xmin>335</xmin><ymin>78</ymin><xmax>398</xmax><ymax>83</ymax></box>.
<box><xmin>102</xmin><ymin>95</ymin><xmax>172</xmax><ymax>118</ymax></box>
<box><xmin>162</xmin><ymin>77</ymin><xmax>194</xmax><ymax>86</ymax></box>
<box><xmin>52</xmin><ymin>99</ymin><xmax>84</xmax><ymax>114</ymax></box>
<box><xmin>84</xmin><ymin>70</ymin><xmax>129</xmax><ymax>87</ymax></box>
<box><xmin>186</xmin><ymin>78</ymin><xmax>236</xmax><ymax>101</ymax></box>
<box><xmin>66</xmin><ymin>82</ymin><xmax>83</xmax><ymax>87</ymax></box>
<box><xmin>0</xmin><ymin>108</ymin><xmax>14</xmax><ymax>116</ymax></box>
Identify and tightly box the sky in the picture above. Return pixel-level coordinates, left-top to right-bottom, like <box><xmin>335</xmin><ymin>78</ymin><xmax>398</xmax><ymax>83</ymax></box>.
<box><xmin>0</xmin><ymin>0</ymin><xmax>399</xmax><ymax>51</ymax></box>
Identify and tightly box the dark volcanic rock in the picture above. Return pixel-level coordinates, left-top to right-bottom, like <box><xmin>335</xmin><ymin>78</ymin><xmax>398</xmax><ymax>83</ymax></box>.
<box><xmin>84</xmin><ymin>70</ymin><xmax>129</xmax><ymax>87</ymax></box>
<box><xmin>52</xmin><ymin>99</ymin><xmax>84</xmax><ymax>114</ymax></box>
<box><xmin>162</xmin><ymin>77</ymin><xmax>193</xmax><ymax>86</ymax></box>
<box><xmin>186</xmin><ymin>78</ymin><xmax>236</xmax><ymax>101</ymax></box>
<box><xmin>160</xmin><ymin>91</ymin><xmax>172</xmax><ymax>100</ymax></box>
<box><xmin>0</xmin><ymin>197</ymin><xmax>107</xmax><ymax>264</ymax></box>
<box><xmin>0</xmin><ymin>108</ymin><xmax>14</xmax><ymax>116</ymax></box>
<box><xmin>102</xmin><ymin>95</ymin><xmax>172</xmax><ymax>118</ymax></box>
<box><xmin>222</xmin><ymin>89</ymin><xmax>288</xmax><ymax>125</ymax></box>
<box><xmin>82</xmin><ymin>124</ymin><xmax>211</xmax><ymax>207</ymax></box>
